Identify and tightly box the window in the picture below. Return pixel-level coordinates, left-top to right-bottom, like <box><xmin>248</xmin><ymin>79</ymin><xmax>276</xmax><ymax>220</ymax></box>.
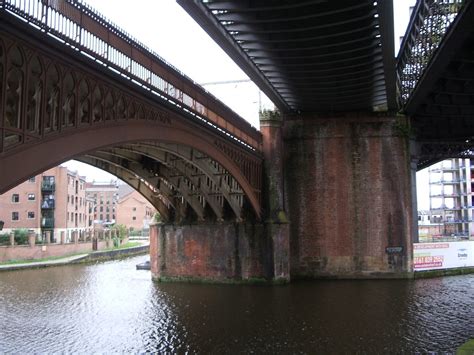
<box><xmin>27</xmin><ymin>211</ymin><xmax>35</xmax><ymax>219</ymax></box>
<box><xmin>12</xmin><ymin>212</ymin><xmax>19</xmax><ymax>221</ymax></box>
<box><xmin>28</xmin><ymin>193</ymin><xmax>35</xmax><ymax>201</ymax></box>
<box><xmin>132</xmin><ymin>207</ymin><xmax>137</xmax><ymax>212</ymax></box>
<box><xmin>12</xmin><ymin>194</ymin><xmax>19</xmax><ymax>203</ymax></box>
<box><xmin>132</xmin><ymin>216</ymin><xmax>136</xmax><ymax>221</ymax></box>
<box><xmin>100</xmin><ymin>214</ymin><xmax>103</xmax><ymax>220</ymax></box>
<box><xmin>28</xmin><ymin>177</ymin><xmax>36</xmax><ymax>182</ymax></box>
<box><xmin>100</xmin><ymin>206</ymin><xmax>103</xmax><ymax>212</ymax></box>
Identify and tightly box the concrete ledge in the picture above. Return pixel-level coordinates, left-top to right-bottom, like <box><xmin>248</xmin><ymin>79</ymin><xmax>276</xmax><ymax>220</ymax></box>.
<box><xmin>414</xmin><ymin>267</ymin><xmax>474</xmax><ymax>279</ymax></box>
<box><xmin>74</xmin><ymin>245</ymin><xmax>149</xmax><ymax>263</ymax></box>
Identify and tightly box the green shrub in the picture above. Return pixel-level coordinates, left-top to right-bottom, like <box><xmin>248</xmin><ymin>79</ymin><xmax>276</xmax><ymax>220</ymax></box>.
<box><xmin>0</xmin><ymin>229</ymin><xmax>29</xmax><ymax>245</ymax></box>
<box><xmin>14</xmin><ymin>229</ymin><xmax>29</xmax><ymax>245</ymax></box>
<box><xmin>114</xmin><ymin>224</ymin><xmax>128</xmax><ymax>240</ymax></box>
<box><xmin>0</xmin><ymin>233</ymin><xmax>10</xmax><ymax>246</ymax></box>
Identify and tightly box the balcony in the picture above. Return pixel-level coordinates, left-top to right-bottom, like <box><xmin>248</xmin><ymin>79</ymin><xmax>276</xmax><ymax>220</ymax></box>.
<box><xmin>41</xmin><ymin>182</ymin><xmax>55</xmax><ymax>191</ymax></box>
<box><xmin>41</xmin><ymin>218</ymin><xmax>54</xmax><ymax>228</ymax></box>
<box><xmin>41</xmin><ymin>200</ymin><xmax>55</xmax><ymax>209</ymax></box>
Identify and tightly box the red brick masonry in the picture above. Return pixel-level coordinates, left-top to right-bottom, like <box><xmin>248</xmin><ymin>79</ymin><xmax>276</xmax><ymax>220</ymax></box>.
<box><xmin>284</xmin><ymin>115</ymin><xmax>414</xmax><ymax>278</ymax></box>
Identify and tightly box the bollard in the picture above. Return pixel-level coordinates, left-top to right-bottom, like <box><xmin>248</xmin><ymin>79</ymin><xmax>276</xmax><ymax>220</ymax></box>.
<box><xmin>28</xmin><ymin>231</ymin><xmax>36</xmax><ymax>247</ymax></box>
<box><xmin>45</xmin><ymin>231</ymin><xmax>51</xmax><ymax>244</ymax></box>
<box><xmin>9</xmin><ymin>231</ymin><xmax>15</xmax><ymax>246</ymax></box>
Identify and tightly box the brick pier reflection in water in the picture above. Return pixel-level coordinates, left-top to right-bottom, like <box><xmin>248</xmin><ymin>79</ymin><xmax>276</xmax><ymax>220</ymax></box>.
<box><xmin>0</xmin><ymin>255</ymin><xmax>472</xmax><ymax>353</ymax></box>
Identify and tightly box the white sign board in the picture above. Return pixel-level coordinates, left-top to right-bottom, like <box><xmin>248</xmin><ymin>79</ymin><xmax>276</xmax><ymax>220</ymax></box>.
<box><xmin>413</xmin><ymin>241</ymin><xmax>474</xmax><ymax>270</ymax></box>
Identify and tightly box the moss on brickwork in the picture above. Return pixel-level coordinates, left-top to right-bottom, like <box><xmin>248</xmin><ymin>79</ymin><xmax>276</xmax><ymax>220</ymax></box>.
<box><xmin>259</xmin><ymin>109</ymin><xmax>281</xmax><ymax>122</ymax></box>
<box><xmin>457</xmin><ymin>339</ymin><xmax>474</xmax><ymax>355</ymax></box>
<box><xmin>276</xmin><ymin>211</ymin><xmax>289</xmax><ymax>224</ymax></box>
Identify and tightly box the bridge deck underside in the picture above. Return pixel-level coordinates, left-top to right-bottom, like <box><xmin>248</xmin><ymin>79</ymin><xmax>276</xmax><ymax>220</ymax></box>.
<box><xmin>179</xmin><ymin>0</ymin><xmax>397</xmax><ymax>113</ymax></box>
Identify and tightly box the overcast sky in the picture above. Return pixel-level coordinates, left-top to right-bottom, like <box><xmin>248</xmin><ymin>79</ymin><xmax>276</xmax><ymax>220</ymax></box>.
<box><xmin>63</xmin><ymin>0</ymin><xmax>430</xmax><ymax>208</ymax></box>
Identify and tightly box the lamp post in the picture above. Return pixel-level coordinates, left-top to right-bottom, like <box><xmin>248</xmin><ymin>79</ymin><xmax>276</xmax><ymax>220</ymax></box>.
<box><xmin>0</xmin><ymin>220</ymin><xmax>4</xmax><ymax>231</ymax></box>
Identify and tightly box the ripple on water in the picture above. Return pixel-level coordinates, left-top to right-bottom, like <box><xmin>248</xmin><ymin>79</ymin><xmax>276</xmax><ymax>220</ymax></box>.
<box><xmin>0</xmin><ymin>258</ymin><xmax>473</xmax><ymax>353</ymax></box>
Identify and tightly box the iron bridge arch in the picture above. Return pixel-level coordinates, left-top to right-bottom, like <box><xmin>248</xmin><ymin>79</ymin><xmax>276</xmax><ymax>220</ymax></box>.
<box><xmin>0</xmin><ymin>12</ymin><xmax>262</xmax><ymax>222</ymax></box>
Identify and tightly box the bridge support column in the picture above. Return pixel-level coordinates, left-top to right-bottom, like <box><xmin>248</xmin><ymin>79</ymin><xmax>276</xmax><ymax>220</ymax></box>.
<box><xmin>149</xmin><ymin>222</ymin><xmax>274</xmax><ymax>283</ymax></box>
<box><xmin>260</xmin><ymin>110</ymin><xmax>290</xmax><ymax>282</ymax></box>
<box><xmin>284</xmin><ymin>114</ymin><xmax>414</xmax><ymax>278</ymax></box>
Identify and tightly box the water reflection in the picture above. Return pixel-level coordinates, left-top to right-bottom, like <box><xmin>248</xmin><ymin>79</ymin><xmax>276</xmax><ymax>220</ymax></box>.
<box><xmin>0</xmin><ymin>256</ymin><xmax>472</xmax><ymax>353</ymax></box>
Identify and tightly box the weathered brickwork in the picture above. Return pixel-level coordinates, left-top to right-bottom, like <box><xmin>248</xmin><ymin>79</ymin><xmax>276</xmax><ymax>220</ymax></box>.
<box><xmin>150</xmin><ymin>223</ymin><xmax>274</xmax><ymax>282</ymax></box>
<box><xmin>284</xmin><ymin>115</ymin><xmax>414</xmax><ymax>278</ymax></box>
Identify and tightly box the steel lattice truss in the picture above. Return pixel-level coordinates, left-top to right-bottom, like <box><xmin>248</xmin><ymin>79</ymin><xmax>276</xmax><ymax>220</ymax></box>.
<box><xmin>397</xmin><ymin>0</ymin><xmax>474</xmax><ymax>169</ymax></box>
<box><xmin>398</xmin><ymin>0</ymin><xmax>464</xmax><ymax>105</ymax></box>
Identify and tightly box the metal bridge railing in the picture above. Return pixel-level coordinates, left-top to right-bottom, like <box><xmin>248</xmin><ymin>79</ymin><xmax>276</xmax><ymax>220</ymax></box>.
<box><xmin>0</xmin><ymin>0</ymin><xmax>262</xmax><ymax>151</ymax></box>
<box><xmin>397</xmin><ymin>0</ymin><xmax>464</xmax><ymax>106</ymax></box>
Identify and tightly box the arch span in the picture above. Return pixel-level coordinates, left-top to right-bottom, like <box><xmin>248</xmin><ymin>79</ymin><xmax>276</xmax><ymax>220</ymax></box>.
<box><xmin>0</xmin><ymin>121</ymin><xmax>262</xmax><ymax>221</ymax></box>
<box><xmin>0</xmin><ymin>24</ymin><xmax>262</xmax><ymax>221</ymax></box>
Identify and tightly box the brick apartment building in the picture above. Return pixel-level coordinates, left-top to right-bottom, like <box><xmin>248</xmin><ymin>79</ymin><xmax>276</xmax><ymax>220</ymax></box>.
<box><xmin>1</xmin><ymin>169</ymin><xmax>156</xmax><ymax>238</ymax></box>
<box><xmin>0</xmin><ymin>166</ymin><xmax>88</xmax><ymax>241</ymax></box>
<box><xmin>85</xmin><ymin>181</ymin><xmax>119</xmax><ymax>225</ymax></box>
<box><xmin>116</xmin><ymin>184</ymin><xmax>156</xmax><ymax>230</ymax></box>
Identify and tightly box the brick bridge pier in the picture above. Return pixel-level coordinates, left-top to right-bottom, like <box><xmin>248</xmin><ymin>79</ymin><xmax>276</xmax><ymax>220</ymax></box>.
<box><xmin>149</xmin><ymin>111</ymin><xmax>415</xmax><ymax>283</ymax></box>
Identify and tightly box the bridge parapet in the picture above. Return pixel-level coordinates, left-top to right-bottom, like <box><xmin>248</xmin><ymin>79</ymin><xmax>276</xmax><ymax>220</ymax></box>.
<box><xmin>397</xmin><ymin>0</ymin><xmax>464</xmax><ymax>106</ymax></box>
<box><xmin>0</xmin><ymin>0</ymin><xmax>261</xmax><ymax>151</ymax></box>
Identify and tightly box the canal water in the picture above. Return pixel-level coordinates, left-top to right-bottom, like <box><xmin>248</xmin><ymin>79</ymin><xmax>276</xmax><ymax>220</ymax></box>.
<box><xmin>0</xmin><ymin>255</ymin><xmax>472</xmax><ymax>353</ymax></box>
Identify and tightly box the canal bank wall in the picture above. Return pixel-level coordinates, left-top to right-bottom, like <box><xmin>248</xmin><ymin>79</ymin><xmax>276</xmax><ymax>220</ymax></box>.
<box><xmin>75</xmin><ymin>245</ymin><xmax>149</xmax><ymax>263</ymax></box>
<box><xmin>0</xmin><ymin>244</ymin><xmax>149</xmax><ymax>271</ymax></box>
<box><xmin>0</xmin><ymin>240</ymin><xmax>109</xmax><ymax>262</ymax></box>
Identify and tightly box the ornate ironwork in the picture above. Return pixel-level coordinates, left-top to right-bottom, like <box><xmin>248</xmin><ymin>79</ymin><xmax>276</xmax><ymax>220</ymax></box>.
<box><xmin>0</xmin><ymin>30</ymin><xmax>262</xmax><ymax>221</ymax></box>
<box><xmin>418</xmin><ymin>141</ymin><xmax>474</xmax><ymax>170</ymax></box>
<box><xmin>397</xmin><ymin>0</ymin><xmax>464</xmax><ymax>106</ymax></box>
<box><xmin>0</xmin><ymin>0</ymin><xmax>261</xmax><ymax>151</ymax></box>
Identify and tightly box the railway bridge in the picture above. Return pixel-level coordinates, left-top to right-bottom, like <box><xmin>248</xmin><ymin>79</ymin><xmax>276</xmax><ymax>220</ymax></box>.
<box><xmin>1</xmin><ymin>0</ymin><xmax>473</xmax><ymax>282</ymax></box>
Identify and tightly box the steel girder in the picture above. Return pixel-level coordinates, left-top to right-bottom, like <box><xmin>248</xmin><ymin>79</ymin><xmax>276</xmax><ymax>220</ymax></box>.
<box><xmin>178</xmin><ymin>0</ymin><xmax>397</xmax><ymax>113</ymax></box>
